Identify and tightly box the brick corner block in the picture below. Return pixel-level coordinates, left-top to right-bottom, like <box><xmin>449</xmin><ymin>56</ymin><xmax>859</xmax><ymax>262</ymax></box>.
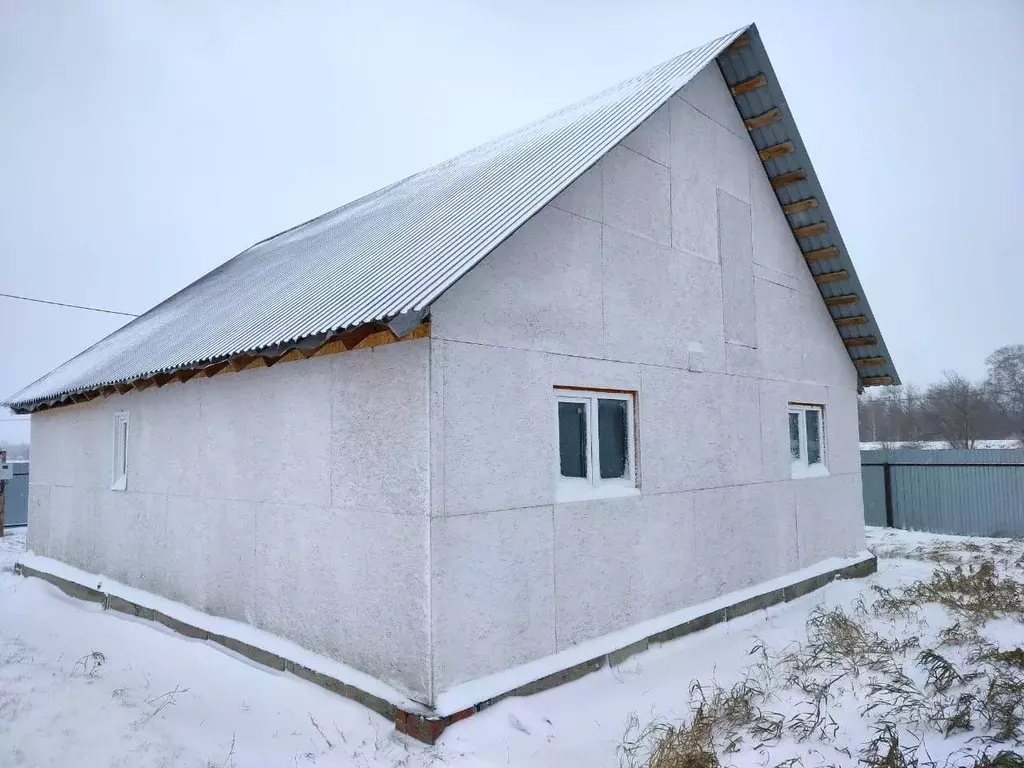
<box><xmin>394</xmin><ymin>706</ymin><xmax>478</xmax><ymax>745</ymax></box>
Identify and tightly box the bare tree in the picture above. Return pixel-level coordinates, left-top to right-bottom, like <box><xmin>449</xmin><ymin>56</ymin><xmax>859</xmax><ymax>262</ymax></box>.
<box><xmin>921</xmin><ymin>371</ymin><xmax>996</xmax><ymax>449</ymax></box>
<box><xmin>858</xmin><ymin>344</ymin><xmax>1024</xmax><ymax>447</ymax></box>
<box><xmin>984</xmin><ymin>344</ymin><xmax>1024</xmax><ymax>439</ymax></box>
<box><xmin>903</xmin><ymin>384</ymin><xmax>925</xmax><ymax>443</ymax></box>
<box><xmin>858</xmin><ymin>385</ymin><xmax>927</xmax><ymax>444</ymax></box>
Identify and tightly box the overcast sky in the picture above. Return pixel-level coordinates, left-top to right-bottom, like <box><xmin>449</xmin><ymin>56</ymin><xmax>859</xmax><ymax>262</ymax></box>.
<box><xmin>2</xmin><ymin>0</ymin><xmax>1023</xmax><ymax>444</ymax></box>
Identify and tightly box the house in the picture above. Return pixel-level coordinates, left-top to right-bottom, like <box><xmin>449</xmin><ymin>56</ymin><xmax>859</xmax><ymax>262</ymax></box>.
<box><xmin>5</xmin><ymin>24</ymin><xmax>897</xmax><ymax>741</ymax></box>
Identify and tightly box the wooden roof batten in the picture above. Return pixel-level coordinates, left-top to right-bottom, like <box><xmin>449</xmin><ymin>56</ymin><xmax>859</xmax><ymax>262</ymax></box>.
<box><xmin>19</xmin><ymin>320</ymin><xmax>431</xmax><ymax>414</ymax></box>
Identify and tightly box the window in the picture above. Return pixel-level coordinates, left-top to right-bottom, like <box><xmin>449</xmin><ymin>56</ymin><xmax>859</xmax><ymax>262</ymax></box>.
<box><xmin>111</xmin><ymin>411</ymin><xmax>129</xmax><ymax>491</ymax></box>
<box><xmin>788</xmin><ymin>404</ymin><xmax>826</xmax><ymax>478</ymax></box>
<box><xmin>555</xmin><ymin>389</ymin><xmax>636</xmax><ymax>501</ymax></box>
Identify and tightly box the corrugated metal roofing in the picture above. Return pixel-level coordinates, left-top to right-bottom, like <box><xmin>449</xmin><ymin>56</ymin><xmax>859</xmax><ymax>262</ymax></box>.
<box><xmin>5</xmin><ymin>23</ymin><xmax>897</xmax><ymax>411</ymax></box>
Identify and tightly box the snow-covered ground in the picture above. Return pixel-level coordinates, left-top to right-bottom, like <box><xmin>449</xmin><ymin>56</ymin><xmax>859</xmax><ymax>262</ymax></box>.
<box><xmin>860</xmin><ymin>440</ymin><xmax>1022</xmax><ymax>450</ymax></box>
<box><xmin>2</xmin><ymin>527</ymin><xmax>1021</xmax><ymax>767</ymax></box>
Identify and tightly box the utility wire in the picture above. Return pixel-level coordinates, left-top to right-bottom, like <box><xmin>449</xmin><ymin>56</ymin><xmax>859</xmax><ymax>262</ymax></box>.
<box><xmin>0</xmin><ymin>292</ymin><xmax>139</xmax><ymax>318</ymax></box>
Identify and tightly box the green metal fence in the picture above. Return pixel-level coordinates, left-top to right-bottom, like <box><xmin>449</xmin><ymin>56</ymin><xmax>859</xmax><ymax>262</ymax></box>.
<box><xmin>861</xmin><ymin>450</ymin><xmax>1024</xmax><ymax>537</ymax></box>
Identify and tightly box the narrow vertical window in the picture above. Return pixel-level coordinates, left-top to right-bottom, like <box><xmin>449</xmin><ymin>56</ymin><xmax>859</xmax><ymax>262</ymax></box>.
<box><xmin>558</xmin><ymin>401</ymin><xmax>588</xmax><ymax>479</ymax></box>
<box><xmin>598</xmin><ymin>398</ymin><xmax>628</xmax><ymax>479</ymax></box>
<box><xmin>805</xmin><ymin>408</ymin><xmax>822</xmax><ymax>466</ymax></box>
<box><xmin>555</xmin><ymin>389</ymin><xmax>636</xmax><ymax>501</ymax></box>
<box><xmin>788</xmin><ymin>412</ymin><xmax>801</xmax><ymax>462</ymax></box>
<box><xmin>788</xmin><ymin>403</ymin><xmax>826</xmax><ymax>478</ymax></box>
<box><xmin>111</xmin><ymin>411</ymin><xmax>129</xmax><ymax>491</ymax></box>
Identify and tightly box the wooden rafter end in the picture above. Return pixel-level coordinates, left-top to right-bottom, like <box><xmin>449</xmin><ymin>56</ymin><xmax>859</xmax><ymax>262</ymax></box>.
<box><xmin>825</xmin><ymin>294</ymin><xmax>859</xmax><ymax>307</ymax></box>
<box><xmin>782</xmin><ymin>198</ymin><xmax>818</xmax><ymax>215</ymax></box>
<box><xmin>814</xmin><ymin>271</ymin><xmax>848</xmax><ymax>285</ymax></box>
<box><xmin>730</xmin><ymin>73</ymin><xmax>766</xmax><ymax>96</ymax></box>
<box><xmin>744</xmin><ymin>108</ymin><xmax>781</xmax><ymax>131</ymax></box>
<box><xmin>793</xmin><ymin>222</ymin><xmax>829</xmax><ymax>239</ymax></box>
<box><xmin>844</xmin><ymin>336</ymin><xmax>877</xmax><ymax>347</ymax></box>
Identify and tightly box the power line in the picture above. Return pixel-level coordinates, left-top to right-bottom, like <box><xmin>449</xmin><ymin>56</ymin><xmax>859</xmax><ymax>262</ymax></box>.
<box><xmin>0</xmin><ymin>292</ymin><xmax>139</xmax><ymax>318</ymax></box>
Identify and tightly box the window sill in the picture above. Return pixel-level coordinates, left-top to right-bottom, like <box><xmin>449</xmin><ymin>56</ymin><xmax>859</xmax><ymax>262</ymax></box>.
<box><xmin>790</xmin><ymin>464</ymin><xmax>830</xmax><ymax>480</ymax></box>
<box><xmin>555</xmin><ymin>481</ymin><xmax>640</xmax><ymax>504</ymax></box>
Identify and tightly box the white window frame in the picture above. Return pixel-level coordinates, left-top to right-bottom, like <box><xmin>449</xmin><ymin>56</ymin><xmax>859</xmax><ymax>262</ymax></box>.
<box><xmin>554</xmin><ymin>388</ymin><xmax>638</xmax><ymax>503</ymax></box>
<box><xmin>111</xmin><ymin>410</ymin><xmax>130</xmax><ymax>491</ymax></box>
<box><xmin>788</xmin><ymin>403</ymin><xmax>827</xmax><ymax>479</ymax></box>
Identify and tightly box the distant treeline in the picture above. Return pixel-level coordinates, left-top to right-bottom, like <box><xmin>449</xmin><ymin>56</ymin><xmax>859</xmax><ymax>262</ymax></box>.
<box><xmin>858</xmin><ymin>345</ymin><xmax>1024</xmax><ymax>449</ymax></box>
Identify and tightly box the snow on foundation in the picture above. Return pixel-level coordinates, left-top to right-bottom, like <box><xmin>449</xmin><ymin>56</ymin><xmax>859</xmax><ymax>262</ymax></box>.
<box><xmin>8</xmin><ymin>528</ymin><xmax>1020</xmax><ymax>766</ymax></box>
<box><xmin>16</xmin><ymin>550</ymin><xmax>430</xmax><ymax>714</ymax></box>
<box><xmin>433</xmin><ymin>550</ymin><xmax>875</xmax><ymax>716</ymax></box>
<box><xmin>18</xmin><ymin>547</ymin><xmax>874</xmax><ymax>719</ymax></box>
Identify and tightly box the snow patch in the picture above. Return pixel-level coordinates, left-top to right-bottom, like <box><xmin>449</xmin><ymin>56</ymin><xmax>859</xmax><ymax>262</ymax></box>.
<box><xmin>434</xmin><ymin>550</ymin><xmax>874</xmax><ymax>716</ymax></box>
<box><xmin>16</xmin><ymin>549</ymin><xmax>430</xmax><ymax>714</ymax></box>
<box><xmin>860</xmin><ymin>439</ymin><xmax>1022</xmax><ymax>450</ymax></box>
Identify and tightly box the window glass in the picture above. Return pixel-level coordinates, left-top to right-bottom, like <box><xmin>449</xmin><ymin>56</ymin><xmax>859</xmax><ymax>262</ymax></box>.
<box><xmin>557</xmin><ymin>401</ymin><xmax>588</xmax><ymax>478</ymax></box>
<box><xmin>554</xmin><ymin>389</ymin><xmax>637</xmax><ymax>499</ymax></box>
<box><xmin>111</xmin><ymin>411</ymin><xmax>129</xmax><ymax>490</ymax></box>
<box><xmin>120</xmin><ymin>420</ymin><xmax>128</xmax><ymax>475</ymax></box>
<box><xmin>788</xmin><ymin>412</ymin><xmax>801</xmax><ymax>461</ymax></box>
<box><xmin>805</xmin><ymin>409</ymin><xmax>822</xmax><ymax>465</ymax></box>
<box><xmin>598</xmin><ymin>398</ymin><xmax>628</xmax><ymax>479</ymax></box>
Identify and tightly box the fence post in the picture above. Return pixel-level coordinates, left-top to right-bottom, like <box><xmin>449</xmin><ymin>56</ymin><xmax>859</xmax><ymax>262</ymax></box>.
<box><xmin>0</xmin><ymin>448</ymin><xmax>6</xmax><ymax>536</ymax></box>
<box><xmin>883</xmin><ymin>461</ymin><xmax>894</xmax><ymax>529</ymax></box>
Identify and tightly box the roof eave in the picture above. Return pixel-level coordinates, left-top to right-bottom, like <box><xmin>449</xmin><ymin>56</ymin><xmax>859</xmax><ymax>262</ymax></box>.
<box><xmin>4</xmin><ymin>317</ymin><xmax>432</xmax><ymax>414</ymax></box>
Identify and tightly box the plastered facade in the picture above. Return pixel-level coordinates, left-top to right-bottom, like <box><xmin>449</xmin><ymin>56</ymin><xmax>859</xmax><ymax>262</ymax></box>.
<box><xmin>27</xmin><ymin>63</ymin><xmax>865</xmax><ymax>708</ymax></box>
<box><xmin>426</xmin><ymin>64</ymin><xmax>864</xmax><ymax>693</ymax></box>
<box><xmin>28</xmin><ymin>341</ymin><xmax>433</xmax><ymax>701</ymax></box>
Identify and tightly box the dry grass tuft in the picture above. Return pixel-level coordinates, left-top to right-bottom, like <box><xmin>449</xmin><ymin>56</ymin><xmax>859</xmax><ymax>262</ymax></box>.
<box><xmin>873</xmin><ymin>560</ymin><xmax>1024</xmax><ymax>625</ymax></box>
<box><xmin>619</xmin><ymin>678</ymin><xmax>776</xmax><ymax>768</ymax></box>
<box><xmin>917</xmin><ymin>649</ymin><xmax>981</xmax><ymax>694</ymax></box>
<box><xmin>620</xmin><ymin>714</ymin><xmax>720</xmax><ymax>768</ymax></box>
<box><xmin>621</xmin><ymin>536</ymin><xmax>1024</xmax><ymax>768</ymax></box>
<box><xmin>859</xmin><ymin>722</ymin><xmax>918</xmax><ymax>768</ymax></box>
<box><xmin>973</xmin><ymin>750</ymin><xmax>1024</xmax><ymax>767</ymax></box>
<box><xmin>797</xmin><ymin>606</ymin><xmax>917</xmax><ymax>678</ymax></box>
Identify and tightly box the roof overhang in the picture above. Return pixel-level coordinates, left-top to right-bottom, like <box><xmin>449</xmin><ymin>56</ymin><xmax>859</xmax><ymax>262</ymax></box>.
<box><xmin>7</xmin><ymin>320</ymin><xmax>431</xmax><ymax>414</ymax></box>
<box><xmin>716</xmin><ymin>26</ymin><xmax>899</xmax><ymax>388</ymax></box>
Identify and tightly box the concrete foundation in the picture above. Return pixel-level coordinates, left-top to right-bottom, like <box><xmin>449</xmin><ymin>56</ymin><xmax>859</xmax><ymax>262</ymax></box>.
<box><xmin>15</xmin><ymin>551</ymin><xmax>876</xmax><ymax>744</ymax></box>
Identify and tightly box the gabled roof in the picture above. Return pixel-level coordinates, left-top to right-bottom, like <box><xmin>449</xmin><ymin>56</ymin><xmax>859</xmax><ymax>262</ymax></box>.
<box><xmin>5</xmin><ymin>23</ymin><xmax>897</xmax><ymax>412</ymax></box>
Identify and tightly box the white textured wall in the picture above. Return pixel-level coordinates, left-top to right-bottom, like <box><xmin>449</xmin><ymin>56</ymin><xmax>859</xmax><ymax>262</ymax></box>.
<box><xmin>27</xmin><ymin>62</ymin><xmax>867</xmax><ymax>707</ymax></box>
<box><xmin>428</xmin><ymin>63</ymin><xmax>865</xmax><ymax>692</ymax></box>
<box><xmin>28</xmin><ymin>341</ymin><xmax>432</xmax><ymax>702</ymax></box>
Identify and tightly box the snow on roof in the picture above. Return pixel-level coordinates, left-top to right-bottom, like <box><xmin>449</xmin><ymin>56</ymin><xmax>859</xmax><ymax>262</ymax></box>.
<box><xmin>5</xmin><ymin>28</ymin><xmax>744</xmax><ymax>412</ymax></box>
<box><xmin>5</xmin><ymin>22</ymin><xmax>898</xmax><ymax>411</ymax></box>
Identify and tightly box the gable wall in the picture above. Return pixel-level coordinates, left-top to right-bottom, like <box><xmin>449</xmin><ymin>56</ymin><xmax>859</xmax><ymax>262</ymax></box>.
<box><xmin>27</xmin><ymin>340</ymin><xmax>433</xmax><ymax>702</ymax></box>
<box><xmin>427</xmin><ymin>64</ymin><xmax>864</xmax><ymax>694</ymax></box>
